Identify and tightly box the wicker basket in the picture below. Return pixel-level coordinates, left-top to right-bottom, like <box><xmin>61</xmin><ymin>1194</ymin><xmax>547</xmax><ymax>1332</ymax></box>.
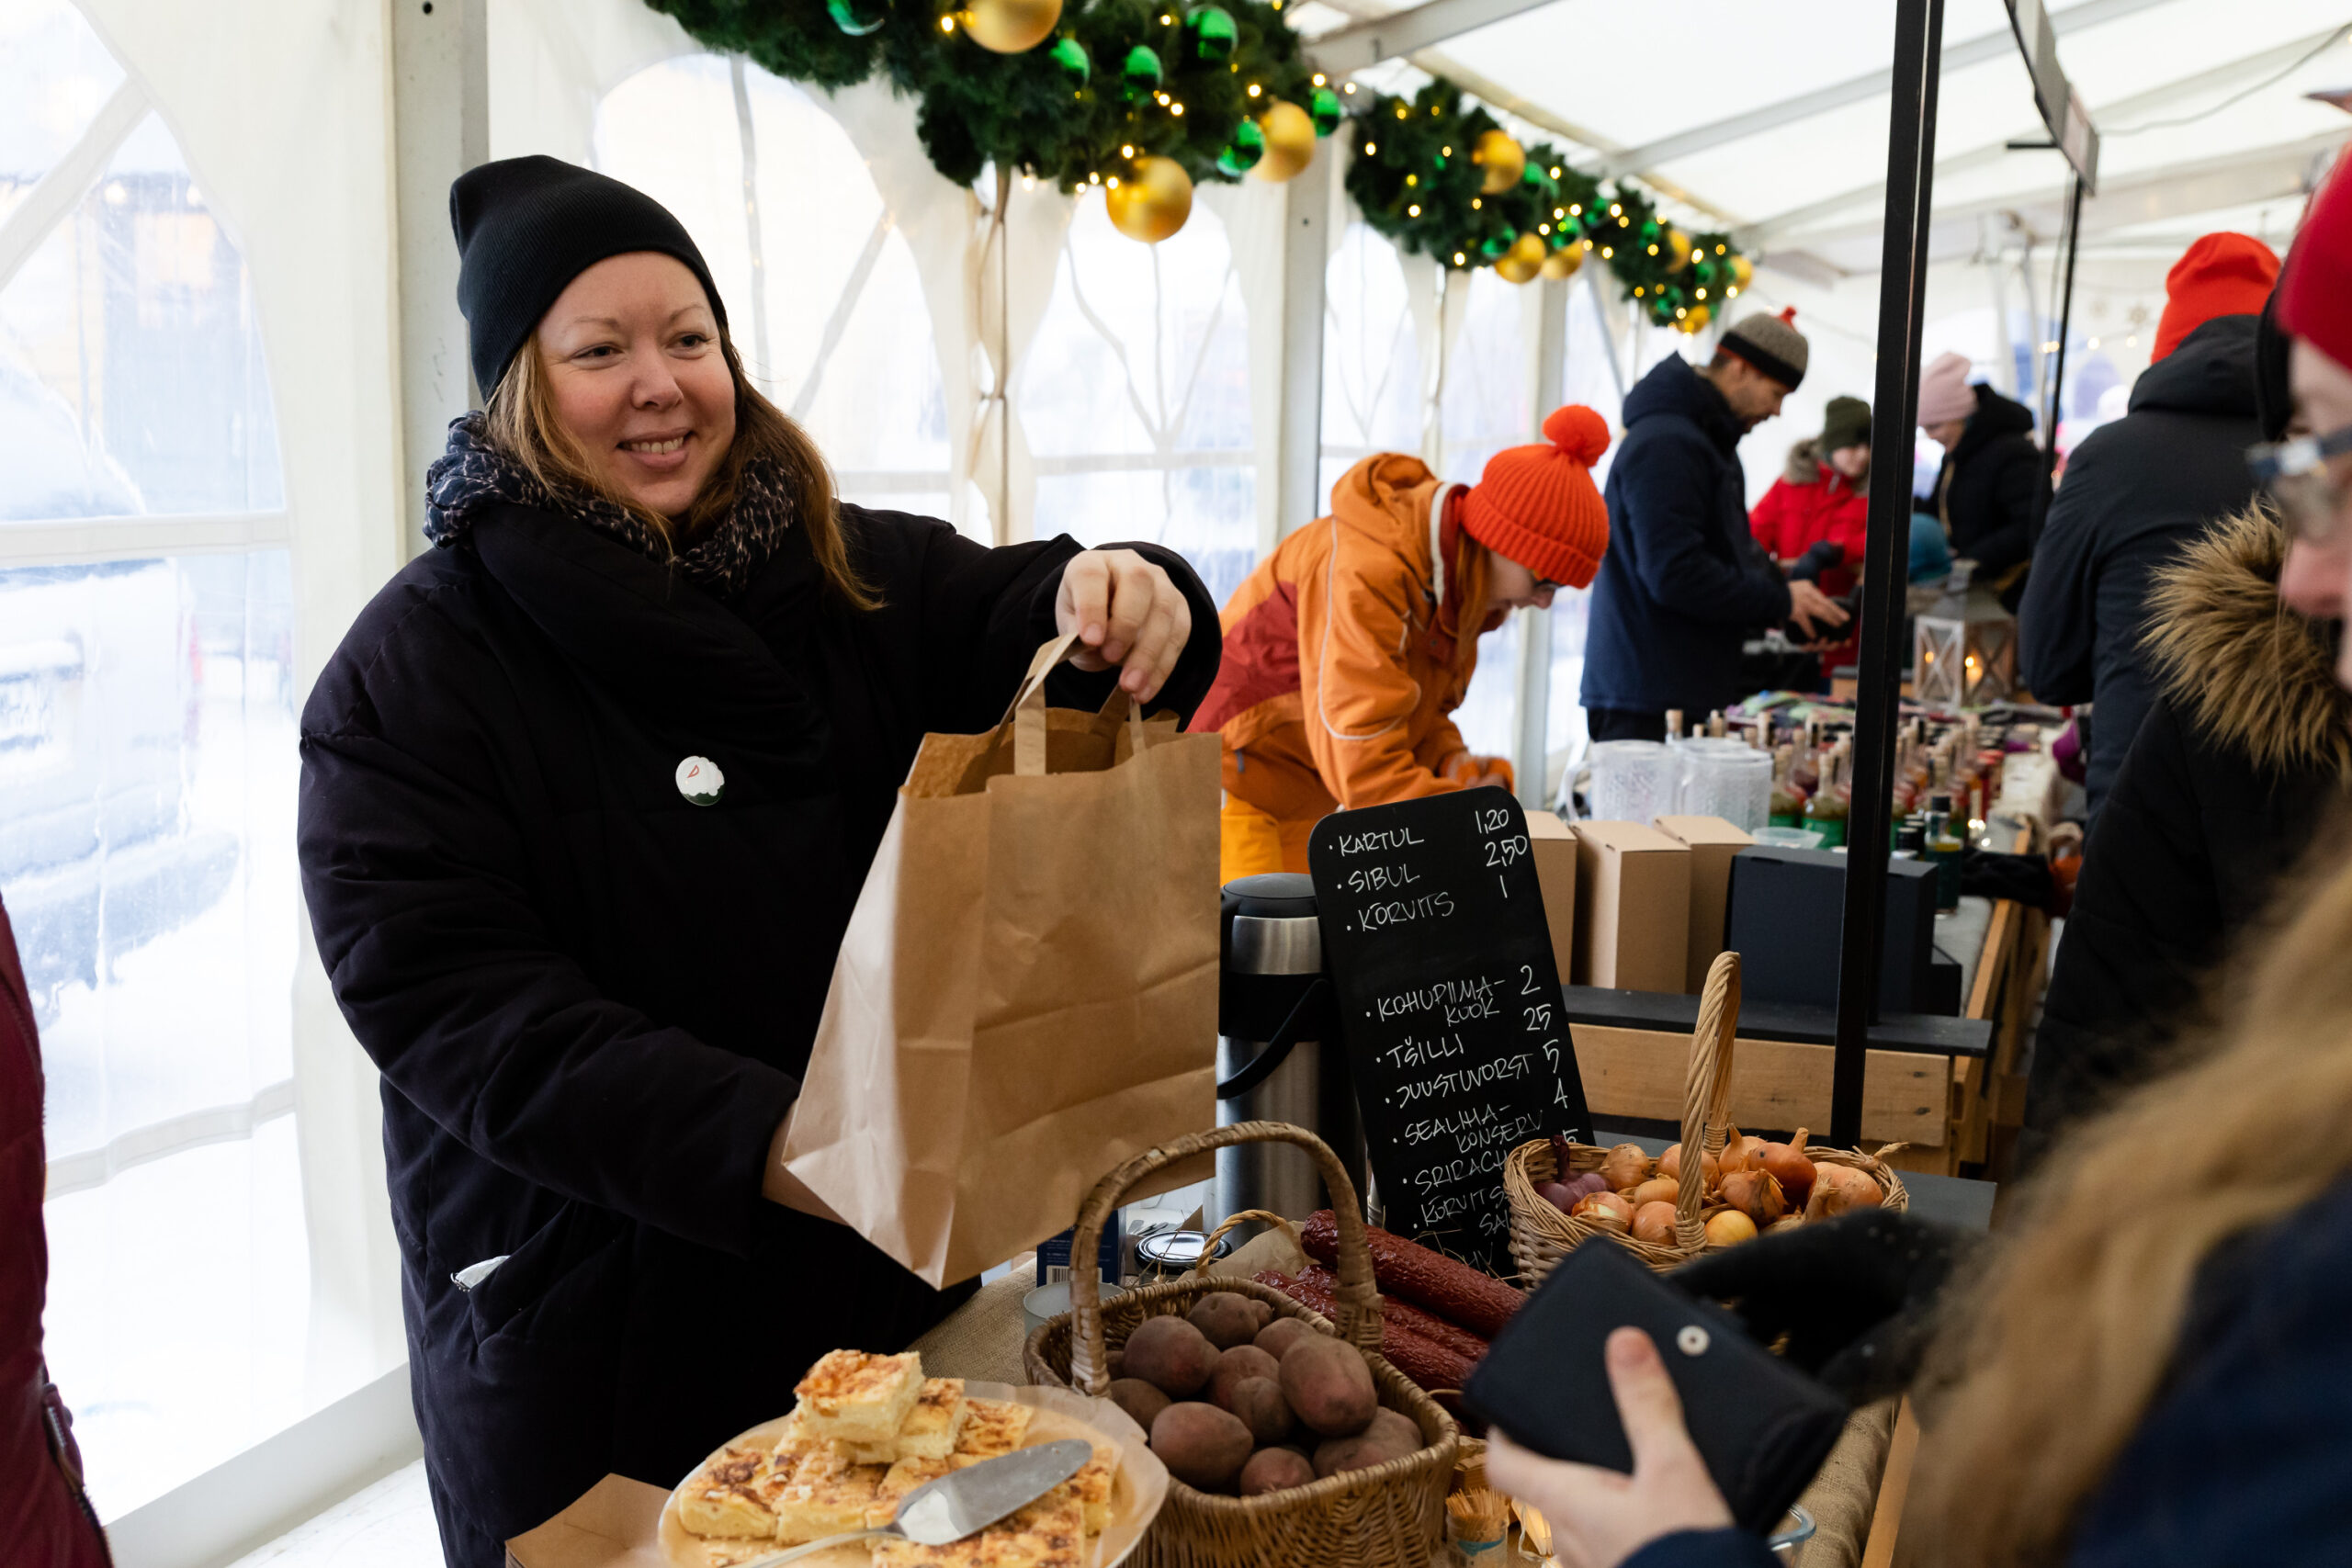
<box><xmin>1023</xmin><ymin>1121</ymin><xmax>1459</xmax><ymax>1568</ymax></box>
<box><xmin>1502</xmin><ymin>953</ymin><xmax>1909</xmax><ymax>1282</ymax></box>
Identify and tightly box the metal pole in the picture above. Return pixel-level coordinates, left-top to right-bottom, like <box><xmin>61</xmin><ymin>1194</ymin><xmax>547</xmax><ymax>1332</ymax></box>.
<box><xmin>2041</xmin><ymin>172</ymin><xmax>2085</xmax><ymax>479</ymax></box>
<box><xmin>1833</xmin><ymin>0</ymin><xmax>1944</xmax><ymax>1150</ymax></box>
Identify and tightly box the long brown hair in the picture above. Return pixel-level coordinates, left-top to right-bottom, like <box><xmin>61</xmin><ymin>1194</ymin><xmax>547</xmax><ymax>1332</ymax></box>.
<box><xmin>485</xmin><ymin>331</ymin><xmax>877</xmax><ymax>610</ymax></box>
<box><xmin>1909</xmin><ymin>818</ymin><xmax>2352</xmax><ymax>1565</ymax></box>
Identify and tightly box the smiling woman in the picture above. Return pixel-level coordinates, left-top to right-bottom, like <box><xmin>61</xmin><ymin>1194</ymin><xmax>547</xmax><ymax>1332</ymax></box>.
<box><xmin>298</xmin><ymin>154</ymin><xmax>1224</xmax><ymax>1568</ymax></box>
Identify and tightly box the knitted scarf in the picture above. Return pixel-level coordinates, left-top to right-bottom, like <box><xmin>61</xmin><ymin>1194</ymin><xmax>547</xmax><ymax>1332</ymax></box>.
<box><xmin>423</xmin><ymin>413</ymin><xmax>794</xmax><ymax>598</ymax></box>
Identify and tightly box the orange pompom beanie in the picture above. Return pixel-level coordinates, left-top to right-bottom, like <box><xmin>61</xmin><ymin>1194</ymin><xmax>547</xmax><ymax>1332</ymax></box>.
<box><xmin>1461</xmin><ymin>404</ymin><xmax>1612</xmax><ymax>589</ymax></box>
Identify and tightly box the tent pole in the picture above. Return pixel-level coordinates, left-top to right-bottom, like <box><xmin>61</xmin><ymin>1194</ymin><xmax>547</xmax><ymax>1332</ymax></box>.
<box><xmin>1833</xmin><ymin>0</ymin><xmax>1945</xmax><ymax>1150</ymax></box>
<box><xmin>2041</xmin><ymin>172</ymin><xmax>2086</xmax><ymax>471</ymax></box>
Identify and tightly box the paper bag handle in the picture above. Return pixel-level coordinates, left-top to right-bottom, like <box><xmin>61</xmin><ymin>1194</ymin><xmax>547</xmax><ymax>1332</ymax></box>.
<box><xmin>1000</xmin><ymin>634</ymin><xmax>1149</xmax><ymax>778</ymax></box>
<box><xmin>1064</xmin><ymin>1121</ymin><xmax>1383</xmax><ymax>1393</ymax></box>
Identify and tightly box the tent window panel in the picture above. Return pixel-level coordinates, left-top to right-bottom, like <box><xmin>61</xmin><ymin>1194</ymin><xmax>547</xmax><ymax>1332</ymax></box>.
<box><xmin>0</xmin><ymin>115</ymin><xmax>284</xmax><ymax>524</ymax></box>
<box><xmin>0</xmin><ymin>0</ymin><xmax>129</xmax><ymax>223</ymax></box>
<box><xmin>1018</xmin><ymin>197</ymin><xmax>1253</xmax><ymax>604</ymax></box>
<box><xmin>1319</xmin><ymin>220</ymin><xmax>1422</xmax><ymax>508</ymax></box>
<box><xmin>1439</xmin><ymin>266</ymin><xmax>1532</xmax><ymax>486</ymax></box>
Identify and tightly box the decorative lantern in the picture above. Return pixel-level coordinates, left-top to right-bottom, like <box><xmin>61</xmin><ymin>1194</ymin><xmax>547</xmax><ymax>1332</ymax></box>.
<box><xmin>1912</xmin><ymin>581</ymin><xmax>2017</xmax><ymax>708</ymax></box>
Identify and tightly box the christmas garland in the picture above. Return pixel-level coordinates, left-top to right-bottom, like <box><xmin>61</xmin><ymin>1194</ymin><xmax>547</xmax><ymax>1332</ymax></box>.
<box><xmin>1345</xmin><ymin>80</ymin><xmax>1751</xmax><ymax>325</ymax></box>
<box><xmin>641</xmin><ymin>0</ymin><xmax>1753</xmax><ymax>307</ymax></box>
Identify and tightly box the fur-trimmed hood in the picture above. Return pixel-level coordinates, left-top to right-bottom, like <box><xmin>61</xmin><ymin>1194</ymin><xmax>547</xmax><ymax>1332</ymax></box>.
<box><xmin>2143</xmin><ymin>504</ymin><xmax>2352</xmax><ymax>780</ymax></box>
<box><xmin>1781</xmin><ymin>437</ymin><xmax>1871</xmax><ymax>496</ymax></box>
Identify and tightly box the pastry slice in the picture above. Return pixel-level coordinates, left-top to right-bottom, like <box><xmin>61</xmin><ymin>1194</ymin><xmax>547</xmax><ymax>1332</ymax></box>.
<box><xmin>896</xmin><ymin>1377</ymin><xmax>969</xmax><ymax>1461</ymax></box>
<box><xmin>772</xmin><ymin>1446</ymin><xmax>887</xmax><ymax>1545</ymax></box>
<box><xmin>865</xmin><ymin>1456</ymin><xmax>956</xmax><ymax>1529</ymax></box>
<box><xmin>677</xmin><ymin>1446</ymin><xmax>786</xmax><ymax>1540</ymax></box>
<box><xmin>873</xmin><ymin>1537</ymin><xmax>990</xmax><ymax>1568</ymax></box>
<box><xmin>949</xmin><ymin>1398</ymin><xmax>1033</xmax><ymax>1461</ymax></box>
<box><xmin>1050</xmin><ymin>1441</ymin><xmax>1117</xmax><ymax>1536</ymax></box>
<box><xmin>984</xmin><ymin>1493</ymin><xmax>1089</xmax><ymax>1566</ymax></box>
<box><xmin>794</xmin><ymin>1349</ymin><xmax>926</xmax><ymax>1446</ymax></box>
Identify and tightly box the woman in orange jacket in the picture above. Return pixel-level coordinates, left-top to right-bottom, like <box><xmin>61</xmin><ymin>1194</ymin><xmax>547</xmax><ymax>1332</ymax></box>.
<box><xmin>1193</xmin><ymin>405</ymin><xmax>1612</xmax><ymax>880</ymax></box>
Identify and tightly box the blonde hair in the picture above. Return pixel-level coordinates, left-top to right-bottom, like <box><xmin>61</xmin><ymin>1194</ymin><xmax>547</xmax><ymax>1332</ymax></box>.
<box><xmin>1909</xmin><ymin>818</ymin><xmax>2352</xmax><ymax>1565</ymax></box>
<box><xmin>485</xmin><ymin>332</ymin><xmax>877</xmax><ymax>610</ymax></box>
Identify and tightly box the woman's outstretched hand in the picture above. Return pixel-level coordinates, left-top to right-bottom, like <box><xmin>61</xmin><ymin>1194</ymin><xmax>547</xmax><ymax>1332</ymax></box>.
<box><xmin>1486</xmin><ymin>1327</ymin><xmax>1735</xmax><ymax>1568</ymax></box>
<box><xmin>1056</xmin><ymin>548</ymin><xmax>1193</xmax><ymax>704</ymax></box>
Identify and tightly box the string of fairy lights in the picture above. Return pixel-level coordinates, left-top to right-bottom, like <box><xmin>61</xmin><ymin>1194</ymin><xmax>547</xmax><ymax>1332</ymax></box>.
<box><xmin>648</xmin><ymin>0</ymin><xmax>1750</xmax><ymax>314</ymax></box>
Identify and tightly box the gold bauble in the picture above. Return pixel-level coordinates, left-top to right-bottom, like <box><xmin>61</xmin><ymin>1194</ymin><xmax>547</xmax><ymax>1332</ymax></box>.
<box><xmin>1509</xmin><ymin>231</ymin><xmax>1547</xmax><ymax>267</ymax></box>
<box><xmin>1676</xmin><ymin>302</ymin><xmax>1712</xmax><ymax>335</ymax></box>
<box><xmin>1253</xmin><ymin>100</ymin><xmax>1316</xmax><ymax>182</ymax></box>
<box><xmin>1495</xmin><ymin>254</ymin><xmax>1542</xmax><ymax>284</ymax></box>
<box><xmin>1728</xmin><ymin>254</ymin><xmax>1754</xmax><ymax>289</ymax></box>
<box><xmin>958</xmin><ymin>0</ymin><xmax>1061</xmax><ymax>54</ymax></box>
<box><xmin>1540</xmin><ymin>245</ymin><xmax>1583</xmax><ymax>280</ymax></box>
<box><xmin>1106</xmin><ymin>155</ymin><xmax>1193</xmax><ymax>243</ymax></box>
<box><xmin>1665</xmin><ymin>228</ymin><xmax>1693</xmax><ymax>272</ymax></box>
<box><xmin>1473</xmin><ymin>128</ymin><xmax>1525</xmax><ymax>196</ymax></box>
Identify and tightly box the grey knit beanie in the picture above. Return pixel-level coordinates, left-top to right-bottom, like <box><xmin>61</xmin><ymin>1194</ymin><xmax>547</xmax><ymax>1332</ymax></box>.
<box><xmin>1719</xmin><ymin>308</ymin><xmax>1809</xmax><ymax>391</ymax></box>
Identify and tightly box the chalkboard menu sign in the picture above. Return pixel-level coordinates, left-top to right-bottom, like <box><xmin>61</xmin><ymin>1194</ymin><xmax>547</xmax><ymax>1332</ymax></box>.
<box><xmin>1309</xmin><ymin>790</ymin><xmax>1591</xmax><ymax>1270</ymax></box>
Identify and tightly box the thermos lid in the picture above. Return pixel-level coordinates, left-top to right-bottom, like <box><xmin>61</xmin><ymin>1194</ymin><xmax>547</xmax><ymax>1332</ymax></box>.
<box><xmin>1221</xmin><ymin>872</ymin><xmax>1315</xmax><ymax>920</ymax></box>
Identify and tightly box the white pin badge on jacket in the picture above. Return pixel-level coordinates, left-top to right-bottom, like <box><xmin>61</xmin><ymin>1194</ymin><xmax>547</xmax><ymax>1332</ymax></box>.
<box><xmin>675</xmin><ymin>755</ymin><xmax>725</xmax><ymax>807</ymax></box>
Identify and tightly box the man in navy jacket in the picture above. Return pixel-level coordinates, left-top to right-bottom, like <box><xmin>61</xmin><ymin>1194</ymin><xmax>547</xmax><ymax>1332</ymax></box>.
<box><xmin>1581</xmin><ymin>310</ymin><xmax>1848</xmax><ymax>740</ymax></box>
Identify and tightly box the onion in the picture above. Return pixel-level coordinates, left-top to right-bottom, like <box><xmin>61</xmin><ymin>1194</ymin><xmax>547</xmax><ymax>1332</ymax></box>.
<box><xmin>1537</xmin><ymin>1180</ymin><xmax>1578</xmax><ymax>1213</ymax></box>
<box><xmin>1570</xmin><ymin>1191</ymin><xmax>1631</xmax><ymax>1233</ymax></box>
<box><xmin>1563</xmin><ymin>1171</ymin><xmax>1608</xmax><ymax>1201</ymax></box>
<box><xmin>1703</xmin><ymin>1210</ymin><xmax>1758</xmax><ymax>1247</ymax></box>
<box><xmin>1630</xmin><ymin>1200</ymin><xmax>1679</xmax><ymax>1246</ymax></box>
<box><xmin>1657</xmin><ymin>1142</ymin><xmax>1720</xmax><ymax>1191</ymax></box>
<box><xmin>1718</xmin><ymin>1168</ymin><xmax>1787</xmax><ymax>1226</ymax></box>
<box><xmin>1758</xmin><ymin>1128</ymin><xmax>1817</xmax><ymax>1206</ymax></box>
<box><xmin>1628</xmin><ymin>1176</ymin><xmax>1680</xmax><ymax>1208</ymax></box>
<box><xmin>1718</xmin><ymin>1128</ymin><xmax>1769</xmax><ymax>1176</ymax></box>
<box><xmin>1598</xmin><ymin>1143</ymin><xmax>1653</xmax><ymax>1192</ymax></box>
<box><xmin>1804</xmin><ymin>1164</ymin><xmax>1883</xmax><ymax>1221</ymax></box>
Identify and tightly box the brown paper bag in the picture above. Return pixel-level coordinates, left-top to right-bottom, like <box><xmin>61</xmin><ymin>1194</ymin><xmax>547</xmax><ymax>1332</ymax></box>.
<box><xmin>780</xmin><ymin>634</ymin><xmax>1220</xmax><ymax>1287</ymax></box>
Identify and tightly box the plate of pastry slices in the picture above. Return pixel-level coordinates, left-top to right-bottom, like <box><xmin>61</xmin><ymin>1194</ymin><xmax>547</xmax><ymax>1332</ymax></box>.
<box><xmin>662</xmin><ymin>1350</ymin><xmax>1168</xmax><ymax>1568</ymax></box>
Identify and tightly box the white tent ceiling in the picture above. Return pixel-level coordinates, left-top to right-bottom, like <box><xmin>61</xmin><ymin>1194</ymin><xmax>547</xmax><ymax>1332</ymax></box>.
<box><xmin>1295</xmin><ymin>0</ymin><xmax>2352</xmax><ymax>278</ymax></box>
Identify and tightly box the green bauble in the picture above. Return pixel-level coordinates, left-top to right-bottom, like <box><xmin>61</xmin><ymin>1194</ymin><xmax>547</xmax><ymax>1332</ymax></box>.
<box><xmin>1185</xmin><ymin>6</ymin><xmax>1237</xmax><ymax>62</ymax></box>
<box><xmin>825</xmin><ymin>0</ymin><xmax>888</xmax><ymax>34</ymax></box>
<box><xmin>1121</xmin><ymin>43</ymin><xmax>1163</xmax><ymax>98</ymax></box>
<box><xmin>1521</xmin><ymin>162</ymin><xmax>1556</xmax><ymax>197</ymax></box>
<box><xmin>1049</xmin><ymin>35</ymin><xmax>1091</xmax><ymax>84</ymax></box>
<box><xmin>1216</xmin><ymin>116</ymin><xmax>1265</xmax><ymax>175</ymax></box>
<box><xmin>1478</xmin><ymin>228</ymin><xmax>1516</xmax><ymax>259</ymax></box>
<box><xmin>1639</xmin><ymin>217</ymin><xmax>1663</xmax><ymax>244</ymax></box>
<box><xmin>1309</xmin><ymin>85</ymin><xmax>1342</xmax><ymax>135</ymax></box>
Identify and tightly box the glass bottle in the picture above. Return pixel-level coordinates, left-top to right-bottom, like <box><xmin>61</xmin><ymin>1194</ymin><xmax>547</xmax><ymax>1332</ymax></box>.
<box><xmin>1925</xmin><ymin>793</ymin><xmax>1964</xmax><ymax>911</ymax></box>
<box><xmin>1768</xmin><ymin>745</ymin><xmax>1804</xmax><ymax>828</ymax></box>
<box><xmin>1804</xmin><ymin>744</ymin><xmax>1849</xmax><ymax>849</ymax></box>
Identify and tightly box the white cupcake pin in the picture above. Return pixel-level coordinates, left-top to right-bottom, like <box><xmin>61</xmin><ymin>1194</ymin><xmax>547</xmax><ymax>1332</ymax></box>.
<box><xmin>674</xmin><ymin>755</ymin><xmax>725</xmax><ymax>807</ymax></box>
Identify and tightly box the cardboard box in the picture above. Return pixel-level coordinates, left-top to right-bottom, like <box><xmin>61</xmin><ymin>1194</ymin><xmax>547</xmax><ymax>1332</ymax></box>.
<box><xmin>1569</xmin><ymin>820</ymin><xmax>1690</xmax><ymax>994</ymax></box>
<box><xmin>1654</xmin><ymin>815</ymin><xmax>1756</xmax><ymax>994</ymax></box>
<box><xmin>1525</xmin><ymin>810</ymin><xmax>1578</xmax><ymax>987</ymax></box>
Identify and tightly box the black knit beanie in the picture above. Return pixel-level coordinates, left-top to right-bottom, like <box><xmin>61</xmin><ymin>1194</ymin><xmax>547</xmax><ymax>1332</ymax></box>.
<box><xmin>450</xmin><ymin>155</ymin><xmax>728</xmax><ymax>398</ymax></box>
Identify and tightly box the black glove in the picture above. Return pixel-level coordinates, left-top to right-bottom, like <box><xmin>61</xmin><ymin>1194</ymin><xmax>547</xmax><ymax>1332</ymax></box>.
<box><xmin>1788</xmin><ymin>539</ymin><xmax>1846</xmax><ymax>583</ymax></box>
<box><xmin>1670</xmin><ymin>1210</ymin><xmax>1972</xmax><ymax>1404</ymax></box>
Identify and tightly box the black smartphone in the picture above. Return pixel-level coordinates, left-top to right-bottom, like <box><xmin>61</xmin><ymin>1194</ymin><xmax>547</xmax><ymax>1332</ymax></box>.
<box><xmin>1462</xmin><ymin>1239</ymin><xmax>1847</xmax><ymax>1533</ymax></box>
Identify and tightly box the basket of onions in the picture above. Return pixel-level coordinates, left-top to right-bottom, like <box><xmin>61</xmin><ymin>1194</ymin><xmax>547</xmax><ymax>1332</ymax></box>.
<box><xmin>1501</xmin><ymin>951</ymin><xmax>1908</xmax><ymax>1281</ymax></box>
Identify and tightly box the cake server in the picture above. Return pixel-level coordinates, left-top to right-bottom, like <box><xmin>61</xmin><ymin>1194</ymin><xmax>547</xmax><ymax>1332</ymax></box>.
<box><xmin>740</xmin><ymin>1438</ymin><xmax>1094</xmax><ymax>1565</ymax></box>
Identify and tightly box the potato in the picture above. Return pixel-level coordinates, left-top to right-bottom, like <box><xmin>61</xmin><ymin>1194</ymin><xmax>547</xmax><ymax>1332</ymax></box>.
<box><xmin>1123</xmin><ymin>1314</ymin><xmax>1218</xmax><ymax>1398</ymax></box>
<box><xmin>1149</xmin><ymin>1401</ymin><xmax>1254</xmax><ymax>1493</ymax></box>
<box><xmin>1238</xmin><ymin>1445</ymin><xmax>1316</xmax><ymax>1496</ymax></box>
<box><xmin>1227</xmin><ymin>1376</ymin><xmax>1295</xmax><ymax>1444</ymax></box>
<box><xmin>1277</xmin><ymin>1335</ymin><xmax>1377</xmax><ymax>1438</ymax></box>
<box><xmin>1207</xmin><ymin>1344</ymin><xmax>1283</xmax><ymax>1411</ymax></box>
<box><xmin>1248</xmin><ymin>1298</ymin><xmax>1275</xmax><ymax>1329</ymax></box>
<box><xmin>1255</xmin><ymin>1316</ymin><xmax>1316</xmax><ymax>1361</ymax></box>
<box><xmin>1106</xmin><ymin>1377</ymin><xmax>1171</xmax><ymax>1433</ymax></box>
<box><xmin>1313</xmin><ymin>1409</ymin><xmax>1421</xmax><ymax>1478</ymax></box>
<box><xmin>1189</xmin><ymin>1291</ymin><xmax>1262</xmax><ymax>1350</ymax></box>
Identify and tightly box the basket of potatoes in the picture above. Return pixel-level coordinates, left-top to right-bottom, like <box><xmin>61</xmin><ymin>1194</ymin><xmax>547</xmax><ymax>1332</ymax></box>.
<box><xmin>1024</xmin><ymin>1121</ymin><xmax>1458</xmax><ymax>1568</ymax></box>
<box><xmin>1502</xmin><ymin>952</ymin><xmax>1908</xmax><ymax>1282</ymax></box>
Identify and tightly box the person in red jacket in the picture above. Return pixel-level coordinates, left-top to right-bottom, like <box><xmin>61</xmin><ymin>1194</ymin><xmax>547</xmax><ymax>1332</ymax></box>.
<box><xmin>1</xmin><ymin>895</ymin><xmax>112</xmax><ymax>1567</ymax></box>
<box><xmin>1748</xmin><ymin>394</ymin><xmax>1871</xmax><ymax>682</ymax></box>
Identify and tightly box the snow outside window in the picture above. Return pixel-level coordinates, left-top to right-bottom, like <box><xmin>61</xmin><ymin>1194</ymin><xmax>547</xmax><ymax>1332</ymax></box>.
<box><xmin>4</xmin><ymin>0</ymin><xmax>307</xmax><ymax>1518</ymax></box>
<box><xmin>1020</xmin><ymin>194</ymin><xmax>1255</xmax><ymax>609</ymax></box>
<box><xmin>594</xmin><ymin>55</ymin><xmax>954</xmax><ymax>521</ymax></box>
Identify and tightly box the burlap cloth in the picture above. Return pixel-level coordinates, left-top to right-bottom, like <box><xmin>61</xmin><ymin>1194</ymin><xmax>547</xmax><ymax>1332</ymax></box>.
<box><xmin>909</xmin><ymin>1268</ymin><xmax>1900</xmax><ymax>1568</ymax></box>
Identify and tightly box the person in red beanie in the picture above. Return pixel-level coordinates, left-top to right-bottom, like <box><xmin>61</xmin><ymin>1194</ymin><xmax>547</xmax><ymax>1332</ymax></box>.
<box><xmin>1193</xmin><ymin>405</ymin><xmax>1612</xmax><ymax>879</ymax></box>
<box><xmin>2270</xmin><ymin>155</ymin><xmax>2352</xmax><ymax>663</ymax></box>
<box><xmin>0</xmin><ymin>893</ymin><xmax>113</xmax><ymax>1568</ymax></box>
<box><xmin>2019</xmin><ymin>229</ymin><xmax>2279</xmax><ymax>818</ymax></box>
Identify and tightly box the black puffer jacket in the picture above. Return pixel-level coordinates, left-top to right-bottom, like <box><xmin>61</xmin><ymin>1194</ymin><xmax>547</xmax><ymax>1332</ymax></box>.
<box><xmin>1933</xmin><ymin>382</ymin><xmax>2047</xmax><ymax>584</ymax></box>
<box><xmin>298</xmin><ymin>503</ymin><xmax>1218</xmax><ymax>1566</ymax></box>
<box><xmin>2030</xmin><ymin>506</ymin><xmax>2351</xmax><ymax>1136</ymax></box>
<box><xmin>2018</xmin><ymin>314</ymin><xmax>2264</xmax><ymax>817</ymax></box>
